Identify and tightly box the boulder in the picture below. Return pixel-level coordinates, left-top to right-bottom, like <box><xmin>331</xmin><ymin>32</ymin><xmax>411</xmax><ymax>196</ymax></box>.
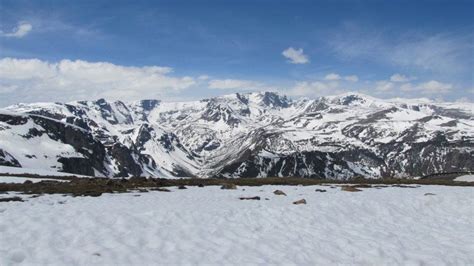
<box><xmin>0</xmin><ymin>196</ymin><xmax>23</xmax><ymax>202</ymax></box>
<box><xmin>221</xmin><ymin>183</ymin><xmax>237</xmax><ymax>189</ymax></box>
<box><xmin>293</xmin><ymin>199</ymin><xmax>307</xmax><ymax>205</ymax></box>
<box><xmin>239</xmin><ymin>196</ymin><xmax>260</xmax><ymax>200</ymax></box>
<box><xmin>151</xmin><ymin>187</ymin><xmax>171</xmax><ymax>192</ymax></box>
<box><xmin>273</xmin><ymin>190</ymin><xmax>287</xmax><ymax>196</ymax></box>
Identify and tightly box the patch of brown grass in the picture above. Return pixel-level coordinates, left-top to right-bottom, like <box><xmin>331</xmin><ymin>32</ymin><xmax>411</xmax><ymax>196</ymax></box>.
<box><xmin>341</xmin><ymin>186</ymin><xmax>362</xmax><ymax>192</ymax></box>
<box><xmin>0</xmin><ymin>175</ymin><xmax>472</xmax><ymax>197</ymax></box>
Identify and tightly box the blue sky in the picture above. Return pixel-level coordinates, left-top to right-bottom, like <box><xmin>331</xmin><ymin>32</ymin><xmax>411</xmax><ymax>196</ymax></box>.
<box><xmin>0</xmin><ymin>0</ymin><xmax>473</xmax><ymax>105</ymax></box>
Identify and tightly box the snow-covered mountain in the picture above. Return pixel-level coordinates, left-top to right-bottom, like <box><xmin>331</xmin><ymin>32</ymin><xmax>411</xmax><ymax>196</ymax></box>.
<box><xmin>1</xmin><ymin>92</ymin><xmax>473</xmax><ymax>179</ymax></box>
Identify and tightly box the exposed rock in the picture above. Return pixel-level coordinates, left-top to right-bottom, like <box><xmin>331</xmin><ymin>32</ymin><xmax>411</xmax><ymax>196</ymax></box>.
<box><xmin>0</xmin><ymin>196</ymin><xmax>24</xmax><ymax>202</ymax></box>
<box><xmin>78</xmin><ymin>191</ymin><xmax>102</xmax><ymax>197</ymax></box>
<box><xmin>293</xmin><ymin>199</ymin><xmax>307</xmax><ymax>205</ymax></box>
<box><xmin>58</xmin><ymin>157</ymin><xmax>95</xmax><ymax>176</ymax></box>
<box><xmin>178</xmin><ymin>185</ymin><xmax>187</xmax><ymax>189</ymax></box>
<box><xmin>0</xmin><ymin>113</ymin><xmax>28</xmax><ymax>125</ymax></box>
<box><xmin>0</xmin><ymin>149</ymin><xmax>21</xmax><ymax>167</ymax></box>
<box><xmin>109</xmin><ymin>143</ymin><xmax>143</xmax><ymax>177</ymax></box>
<box><xmin>353</xmin><ymin>184</ymin><xmax>372</xmax><ymax>188</ymax></box>
<box><xmin>140</xmin><ymin>99</ymin><xmax>161</xmax><ymax>112</ymax></box>
<box><xmin>273</xmin><ymin>190</ymin><xmax>287</xmax><ymax>196</ymax></box>
<box><xmin>315</xmin><ymin>189</ymin><xmax>327</xmax><ymax>192</ymax></box>
<box><xmin>341</xmin><ymin>186</ymin><xmax>362</xmax><ymax>192</ymax></box>
<box><xmin>424</xmin><ymin>193</ymin><xmax>436</xmax><ymax>196</ymax></box>
<box><xmin>392</xmin><ymin>184</ymin><xmax>419</xmax><ymax>188</ymax></box>
<box><xmin>239</xmin><ymin>196</ymin><xmax>260</xmax><ymax>200</ymax></box>
<box><xmin>151</xmin><ymin>187</ymin><xmax>171</xmax><ymax>192</ymax></box>
<box><xmin>221</xmin><ymin>183</ymin><xmax>237</xmax><ymax>190</ymax></box>
<box><xmin>0</xmin><ymin>92</ymin><xmax>472</xmax><ymax>179</ymax></box>
<box><xmin>261</xmin><ymin>91</ymin><xmax>290</xmax><ymax>108</ymax></box>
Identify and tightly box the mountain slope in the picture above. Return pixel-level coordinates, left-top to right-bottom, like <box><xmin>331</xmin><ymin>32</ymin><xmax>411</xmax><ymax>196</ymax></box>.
<box><xmin>0</xmin><ymin>92</ymin><xmax>472</xmax><ymax>179</ymax></box>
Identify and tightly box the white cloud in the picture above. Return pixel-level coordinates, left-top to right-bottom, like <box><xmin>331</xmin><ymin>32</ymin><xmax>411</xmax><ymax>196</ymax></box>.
<box><xmin>375</xmin><ymin>81</ymin><xmax>395</xmax><ymax>92</ymax></box>
<box><xmin>375</xmin><ymin>79</ymin><xmax>452</xmax><ymax>95</ymax></box>
<box><xmin>390</xmin><ymin>73</ymin><xmax>415</xmax><ymax>82</ymax></box>
<box><xmin>417</xmin><ymin>80</ymin><xmax>452</xmax><ymax>94</ymax></box>
<box><xmin>0</xmin><ymin>58</ymin><xmax>196</xmax><ymax>106</ymax></box>
<box><xmin>344</xmin><ymin>75</ymin><xmax>359</xmax><ymax>82</ymax></box>
<box><xmin>400</xmin><ymin>83</ymin><xmax>414</xmax><ymax>92</ymax></box>
<box><xmin>208</xmin><ymin>79</ymin><xmax>263</xmax><ymax>90</ymax></box>
<box><xmin>1</xmin><ymin>21</ymin><xmax>32</xmax><ymax>38</ymax></box>
<box><xmin>282</xmin><ymin>47</ymin><xmax>309</xmax><ymax>64</ymax></box>
<box><xmin>455</xmin><ymin>97</ymin><xmax>473</xmax><ymax>103</ymax></box>
<box><xmin>198</xmin><ymin>75</ymin><xmax>209</xmax><ymax>80</ymax></box>
<box><xmin>324</xmin><ymin>73</ymin><xmax>341</xmax><ymax>80</ymax></box>
<box><xmin>325</xmin><ymin>73</ymin><xmax>358</xmax><ymax>82</ymax></box>
<box><xmin>287</xmin><ymin>81</ymin><xmax>343</xmax><ymax>97</ymax></box>
<box><xmin>0</xmin><ymin>84</ymin><xmax>18</xmax><ymax>94</ymax></box>
<box><xmin>285</xmin><ymin>74</ymin><xmax>455</xmax><ymax>98</ymax></box>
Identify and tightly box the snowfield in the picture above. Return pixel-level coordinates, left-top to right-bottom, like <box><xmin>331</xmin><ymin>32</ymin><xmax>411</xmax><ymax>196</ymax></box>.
<box><xmin>455</xmin><ymin>175</ymin><xmax>474</xmax><ymax>182</ymax></box>
<box><xmin>1</xmin><ymin>185</ymin><xmax>473</xmax><ymax>265</ymax></box>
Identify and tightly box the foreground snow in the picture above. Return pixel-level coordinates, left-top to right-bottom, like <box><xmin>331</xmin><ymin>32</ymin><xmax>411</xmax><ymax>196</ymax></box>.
<box><xmin>1</xmin><ymin>185</ymin><xmax>473</xmax><ymax>265</ymax></box>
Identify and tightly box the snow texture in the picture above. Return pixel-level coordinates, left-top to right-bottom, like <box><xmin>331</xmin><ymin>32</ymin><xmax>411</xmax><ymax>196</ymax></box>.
<box><xmin>454</xmin><ymin>175</ymin><xmax>474</xmax><ymax>182</ymax></box>
<box><xmin>1</xmin><ymin>185</ymin><xmax>473</xmax><ymax>265</ymax></box>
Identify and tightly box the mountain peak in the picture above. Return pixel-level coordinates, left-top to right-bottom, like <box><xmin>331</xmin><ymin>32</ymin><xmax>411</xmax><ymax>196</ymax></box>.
<box><xmin>245</xmin><ymin>91</ymin><xmax>291</xmax><ymax>108</ymax></box>
<box><xmin>139</xmin><ymin>99</ymin><xmax>161</xmax><ymax>111</ymax></box>
<box><xmin>0</xmin><ymin>91</ymin><xmax>472</xmax><ymax>179</ymax></box>
<box><xmin>202</xmin><ymin>91</ymin><xmax>291</xmax><ymax>109</ymax></box>
<box><xmin>323</xmin><ymin>92</ymin><xmax>378</xmax><ymax>106</ymax></box>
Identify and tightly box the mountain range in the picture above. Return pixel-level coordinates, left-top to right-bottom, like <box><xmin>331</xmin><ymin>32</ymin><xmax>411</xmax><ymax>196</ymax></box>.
<box><xmin>0</xmin><ymin>92</ymin><xmax>472</xmax><ymax>179</ymax></box>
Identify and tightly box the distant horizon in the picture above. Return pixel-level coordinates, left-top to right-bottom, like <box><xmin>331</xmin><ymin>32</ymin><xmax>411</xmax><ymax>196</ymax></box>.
<box><xmin>2</xmin><ymin>90</ymin><xmax>472</xmax><ymax>109</ymax></box>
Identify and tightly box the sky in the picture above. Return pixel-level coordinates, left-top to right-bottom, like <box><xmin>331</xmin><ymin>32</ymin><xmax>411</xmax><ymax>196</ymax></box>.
<box><xmin>0</xmin><ymin>0</ymin><xmax>473</xmax><ymax>106</ymax></box>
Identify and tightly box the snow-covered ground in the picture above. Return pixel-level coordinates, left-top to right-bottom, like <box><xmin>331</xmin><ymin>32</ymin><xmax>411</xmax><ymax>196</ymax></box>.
<box><xmin>455</xmin><ymin>174</ymin><xmax>474</xmax><ymax>182</ymax></box>
<box><xmin>0</xmin><ymin>176</ymin><xmax>69</xmax><ymax>184</ymax></box>
<box><xmin>1</xmin><ymin>185</ymin><xmax>473</xmax><ymax>265</ymax></box>
<box><xmin>0</xmin><ymin>166</ymin><xmax>89</xmax><ymax>177</ymax></box>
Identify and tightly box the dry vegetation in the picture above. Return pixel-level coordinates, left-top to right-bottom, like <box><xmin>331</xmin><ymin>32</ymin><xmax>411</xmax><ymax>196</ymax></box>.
<box><xmin>0</xmin><ymin>173</ymin><xmax>472</xmax><ymax>198</ymax></box>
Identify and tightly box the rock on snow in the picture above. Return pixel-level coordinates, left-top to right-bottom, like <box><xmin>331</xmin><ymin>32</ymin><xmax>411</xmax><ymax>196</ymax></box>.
<box><xmin>1</xmin><ymin>185</ymin><xmax>473</xmax><ymax>265</ymax></box>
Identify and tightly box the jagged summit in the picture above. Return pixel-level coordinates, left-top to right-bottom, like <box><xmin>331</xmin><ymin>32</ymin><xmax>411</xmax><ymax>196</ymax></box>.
<box><xmin>201</xmin><ymin>91</ymin><xmax>291</xmax><ymax>108</ymax></box>
<box><xmin>0</xmin><ymin>92</ymin><xmax>472</xmax><ymax>179</ymax></box>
